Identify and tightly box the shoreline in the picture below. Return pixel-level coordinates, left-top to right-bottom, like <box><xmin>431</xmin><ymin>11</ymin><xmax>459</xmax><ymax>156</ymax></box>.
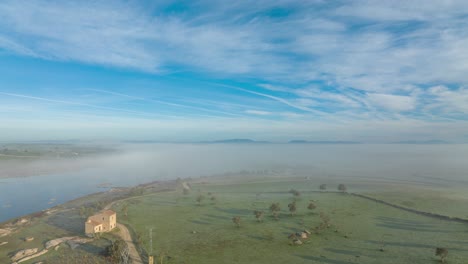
<box><xmin>0</xmin><ymin>178</ymin><xmax>178</xmax><ymax>227</ymax></box>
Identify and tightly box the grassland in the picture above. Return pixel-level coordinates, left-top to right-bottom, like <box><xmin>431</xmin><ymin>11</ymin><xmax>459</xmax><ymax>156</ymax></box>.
<box><xmin>2</xmin><ymin>176</ymin><xmax>468</xmax><ymax>263</ymax></box>
<box><xmin>114</xmin><ymin>178</ymin><xmax>468</xmax><ymax>264</ymax></box>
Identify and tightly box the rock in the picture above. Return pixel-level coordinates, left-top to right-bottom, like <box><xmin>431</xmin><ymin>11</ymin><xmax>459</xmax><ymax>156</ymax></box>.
<box><xmin>67</xmin><ymin>240</ymin><xmax>80</xmax><ymax>250</ymax></box>
<box><xmin>54</xmin><ymin>245</ymin><xmax>60</xmax><ymax>251</ymax></box>
<box><xmin>303</xmin><ymin>229</ymin><xmax>311</xmax><ymax>235</ymax></box>
<box><xmin>44</xmin><ymin>236</ymin><xmax>92</xmax><ymax>250</ymax></box>
<box><xmin>11</xmin><ymin>248</ymin><xmax>38</xmax><ymax>262</ymax></box>
<box><xmin>69</xmin><ymin>237</ymin><xmax>93</xmax><ymax>244</ymax></box>
<box><xmin>191</xmin><ymin>230</ymin><xmax>197</xmax><ymax>234</ymax></box>
<box><xmin>0</xmin><ymin>228</ymin><xmax>14</xmax><ymax>237</ymax></box>
<box><xmin>0</xmin><ymin>241</ymin><xmax>8</xmax><ymax>246</ymax></box>
<box><xmin>45</xmin><ymin>236</ymin><xmax>74</xmax><ymax>249</ymax></box>
<box><xmin>24</xmin><ymin>237</ymin><xmax>34</xmax><ymax>242</ymax></box>
<box><xmin>293</xmin><ymin>239</ymin><xmax>303</xmax><ymax>245</ymax></box>
<box><xmin>16</xmin><ymin>249</ymin><xmax>48</xmax><ymax>263</ymax></box>
<box><xmin>300</xmin><ymin>232</ymin><xmax>308</xmax><ymax>239</ymax></box>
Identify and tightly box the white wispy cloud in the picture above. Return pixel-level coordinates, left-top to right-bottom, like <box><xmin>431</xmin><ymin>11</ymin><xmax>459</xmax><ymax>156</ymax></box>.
<box><xmin>0</xmin><ymin>0</ymin><xmax>467</xmax><ymax>138</ymax></box>
<box><xmin>87</xmin><ymin>88</ymin><xmax>242</xmax><ymax>117</ymax></box>
<box><xmin>245</xmin><ymin>110</ymin><xmax>271</xmax><ymax>116</ymax></box>
<box><xmin>367</xmin><ymin>93</ymin><xmax>416</xmax><ymax>112</ymax></box>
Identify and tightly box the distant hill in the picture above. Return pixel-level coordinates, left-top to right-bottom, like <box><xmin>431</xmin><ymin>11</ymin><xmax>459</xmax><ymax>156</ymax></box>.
<box><xmin>288</xmin><ymin>140</ymin><xmax>361</xmax><ymax>144</ymax></box>
<box><xmin>393</xmin><ymin>139</ymin><xmax>450</xmax><ymax>144</ymax></box>
<box><xmin>200</xmin><ymin>139</ymin><xmax>270</xmax><ymax>144</ymax></box>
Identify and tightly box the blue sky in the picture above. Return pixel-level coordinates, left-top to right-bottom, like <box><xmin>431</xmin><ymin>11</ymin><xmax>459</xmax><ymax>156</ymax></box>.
<box><xmin>0</xmin><ymin>0</ymin><xmax>467</xmax><ymax>142</ymax></box>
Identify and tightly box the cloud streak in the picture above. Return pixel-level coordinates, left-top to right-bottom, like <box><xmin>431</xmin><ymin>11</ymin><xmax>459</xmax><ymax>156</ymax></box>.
<box><xmin>0</xmin><ymin>1</ymin><xmax>467</xmax><ymax>141</ymax></box>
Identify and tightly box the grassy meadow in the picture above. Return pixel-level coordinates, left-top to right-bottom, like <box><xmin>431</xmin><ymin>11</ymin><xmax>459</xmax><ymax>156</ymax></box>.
<box><xmin>115</xmin><ymin>179</ymin><xmax>468</xmax><ymax>264</ymax></box>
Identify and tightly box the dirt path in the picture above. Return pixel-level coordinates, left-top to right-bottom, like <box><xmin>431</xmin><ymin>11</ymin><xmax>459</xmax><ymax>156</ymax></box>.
<box><xmin>117</xmin><ymin>223</ymin><xmax>143</xmax><ymax>264</ymax></box>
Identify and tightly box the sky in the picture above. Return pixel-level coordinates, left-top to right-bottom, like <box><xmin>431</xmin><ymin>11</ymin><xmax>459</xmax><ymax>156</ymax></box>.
<box><xmin>0</xmin><ymin>0</ymin><xmax>467</xmax><ymax>142</ymax></box>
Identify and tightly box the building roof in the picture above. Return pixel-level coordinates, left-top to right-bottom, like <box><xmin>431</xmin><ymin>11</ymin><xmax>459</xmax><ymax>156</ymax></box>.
<box><xmin>86</xmin><ymin>219</ymin><xmax>103</xmax><ymax>227</ymax></box>
<box><xmin>101</xmin><ymin>210</ymin><xmax>116</xmax><ymax>216</ymax></box>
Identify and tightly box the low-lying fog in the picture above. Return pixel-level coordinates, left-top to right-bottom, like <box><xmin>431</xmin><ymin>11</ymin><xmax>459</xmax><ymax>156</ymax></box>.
<box><xmin>1</xmin><ymin>143</ymin><xmax>468</xmax><ymax>222</ymax></box>
<box><xmin>2</xmin><ymin>143</ymin><xmax>468</xmax><ymax>182</ymax></box>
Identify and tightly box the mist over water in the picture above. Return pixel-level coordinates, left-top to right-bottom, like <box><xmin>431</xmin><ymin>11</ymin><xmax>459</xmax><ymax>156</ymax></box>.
<box><xmin>105</xmin><ymin>143</ymin><xmax>468</xmax><ymax>182</ymax></box>
<box><xmin>1</xmin><ymin>143</ymin><xmax>468</xmax><ymax>222</ymax></box>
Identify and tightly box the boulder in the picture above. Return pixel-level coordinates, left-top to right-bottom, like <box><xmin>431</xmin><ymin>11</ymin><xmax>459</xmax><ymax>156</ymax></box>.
<box><xmin>16</xmin><ymin>249</ymin><xmax>48</xmax><ymax>263</ymax></box>
<box><xmin>11</xmin><ymin>248</ymin><xmax>38</xmax><ymax>262</ymax></box>
<box><xmin>0</xmin><ymin>228</ymin><xmax>13</xmax><ymax>237</ymax></box>
<box><xmin>45</xmin><ymin>236</ymin><xmax>74</xmax><ymax>249</ymax></box>
<box><xmin>293</xmin><ymin>239</ymin><xmax>303</xmax><ymax>245</ymax></box>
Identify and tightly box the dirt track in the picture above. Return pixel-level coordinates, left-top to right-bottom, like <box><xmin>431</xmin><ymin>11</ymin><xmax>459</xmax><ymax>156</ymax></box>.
<box><xmin>117</xmin><ymin>223</ymin><xmax>143</xmax><ymax>264</ymax></box>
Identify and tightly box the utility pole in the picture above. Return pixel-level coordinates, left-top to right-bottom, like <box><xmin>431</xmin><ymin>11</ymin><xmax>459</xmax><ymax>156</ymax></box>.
<box><xmin>149</xmin><ymin>227</ymin><xmax>153</xmax><ymax>255</ymax></box>
<box><xmin>148</xmin><ymin>227</ymin><xmax>154</xmax><ymax>264</ymax></box>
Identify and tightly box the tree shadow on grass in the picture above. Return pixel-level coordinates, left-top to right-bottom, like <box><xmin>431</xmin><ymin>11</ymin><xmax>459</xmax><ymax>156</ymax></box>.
<box><xmin>204</xmin><ymin>214</ymin><xmax>230</xmax><ymax>220</ymax></box>
<box><xmin>214</xmin><ymin>207</ymin><xmax>251</xmax><ymax>216</ymax></box>
<box><xmin>375</xmin><ymin>216</ymin><xmax>456</xmax><ymax>233</ymax></box>
<box><xmin>190</xmin><ymin>220</ymin><xmax>211</xmax><ymax>225</ymax></box>
<box><xmin>295</xmin><ymin>255</ymin><xmax>353</xmax><ymax>264</ymax></box>
<box><xmin>366</xmin><ymin>240</ymin><xmax>468</xmax><ymax>252</ymax></box>
<box><xmin>247</xmin><ymin>234</ymin><xmax>266</xmax><ymax>241</ymax></box>
<box><xmin>323</xmin><ymin>248</ymin><xmax>362</xmax><ymax>256</ymax></box>
<box><xmin>77</xmin><ymin>242</ymin><xmax>108</xmax><ymax>255</ymax></box>
<box><xmin>46</xmin><ymin>211</ymin><xmax>84</xmax><ymax>234</ymax></box>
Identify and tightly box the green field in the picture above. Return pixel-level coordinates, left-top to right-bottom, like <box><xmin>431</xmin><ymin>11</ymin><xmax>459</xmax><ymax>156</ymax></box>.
<box><xmin>115</xmin><ymin>179</ymin><xmax>468</xmax><ymax>264</ymax></box>
<box><xmin>2</xmin><ymin>177</ymin><xmax>468</xmax><ymax>263</ymax></box>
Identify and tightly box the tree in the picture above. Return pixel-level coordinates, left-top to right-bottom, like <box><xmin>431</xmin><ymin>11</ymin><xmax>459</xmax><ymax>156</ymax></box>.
<box><xmin>338</xmin><ymin>184</ymin><xmax>347</xmax><ymax>192</ymax></box>
<box><xmin>289</xmin><ymin>189</ymin><xmax>301</xmax><ymax>197</ymax></box>
<box><xmin>315</xmin><ymin>212</ymin><xmax>331</xmax><ymax>234</ymax></box>
<box><xmin>435</xmin><ymin>248</ymin><xmax>448</xmax><ymax>263</ymax></box>
<box><xmin>122</xmin><ymin>204</ymin><xmax>128</xmax><ymax>217</ymax></box>
<box><xmin>232</xmin><ymin>216</ymin><xmax>241</xmax><ymax>227</ymax></box>
<box><xmin>210</xmin><ymin>195</ymin><xmax>217</xmax><ymax>204</ymax></box>
<box><xmin>288</xmin><ymin>201</ymin><xmax>297</xmax><ymax>216</ymax></box>
<box><xmin>196</xmin><ymin>194</ymin><xmax>205</xmax><ymax>205</ymax></box>
<box><xmin>104</xmin><ymin>239</ymin><xmax>129</xmax><ymax>264</ymax></box>
<box><xmin>253</xmin><ymin>210</ymin><xmax>264</xmax><ymax>222</ymax></box>
<box><xmin>319</xmin><ymin>184</ymin><xmax>327</xmax><ymax>191</ymax></box>
<box><xmin>269</xmin><ymin>202</ymin><xmax>281</xmax><ymax>220</ymax></box>
<box><xmin>307</xmin><ymin>202</ymin><xmax>316</xmax><ymax>213</ymax></box>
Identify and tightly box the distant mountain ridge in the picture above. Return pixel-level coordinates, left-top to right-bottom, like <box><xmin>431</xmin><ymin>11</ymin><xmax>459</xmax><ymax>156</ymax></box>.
<box><xmin>199</xmin><ymin>139</ymin><xmax>270</xmax><ymax>144</ymax></box>
<box><xmin>393</xmin><ymin>139</ymin><xmax>450</xmax><ymax>144</ymax></box>
<box><xmin>288</xmin><ymin>140</ymin><xmax>361</xmax><ymax>144</ymax></box>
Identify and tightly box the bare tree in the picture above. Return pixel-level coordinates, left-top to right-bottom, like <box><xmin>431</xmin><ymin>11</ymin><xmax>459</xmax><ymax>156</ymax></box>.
<box><xmin>122</xmin><ymin>204</ymin><xmax>128</xmax><ymax>217</ymax></box>
<box><xmin>104</xmin><ymin>239</ymin><xmax>128</xmax><ymax>264</ymax></box>
<box><xmin>338</xmin><ymin>184</ymin><xmax>347</xmax><ymax>192</ymax></box>
<box><xmin>307</xmin><ymin>202</ymin><xmax>316</xmax><ymax>213</ymax></box>
<box><xmin>196</xmin><ymin>194</ymin><xmax>205</xmax><ymax>205</ymax></box>
<box><xmin>210</xmin><ymin>195</ymin><xmax>217</xmax><ymax>204</ymax></box>
<box><xmin>269</xmin><ymin>202</ymin><xmax>281</xmax><ymax>220</ymax></box>
<box><xmin>435</xmin><ymin>248</ymin><xmax>448</xmax><ymax>263</ymax></box>
<box><xmin>289</xmin><ymin>189</ymin><xmax>301</xmax><ymax>197</ymax></box>
<box><xmin>314</xmin><ymin>212</ymin><xmax>331</xmax><ymax>234</ymax></box>
<box><xmin>288</xmin><ymin>201</ymin><xmax>297</xmax><ymax>216</ymax></box>
<box><xmin>232</xmin><ymin>216</ymin><xmax>241</xmax><ymax>227</ymax></box>
<box><xmin>253</xmin><ymin>210</ymin><xmax>264</xmax><ymax>222</ymax></box>
<box><xmin>319</xmin><ymin>184</ymin><xmax>327</xmax><ymax>191</ymax></box>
